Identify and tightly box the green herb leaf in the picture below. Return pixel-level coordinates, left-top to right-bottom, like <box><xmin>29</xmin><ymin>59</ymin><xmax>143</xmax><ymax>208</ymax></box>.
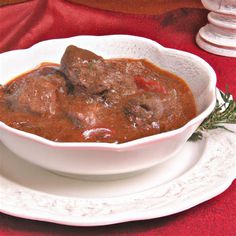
<box><xmin>189</xmin><ymin>131</ymin><xmax>203</xmax><ymax>142</ymax></box>
<box><xmin>188</xmin><ymin>87</ymin><xmax>236</xmax><ymax>142</ymax></box>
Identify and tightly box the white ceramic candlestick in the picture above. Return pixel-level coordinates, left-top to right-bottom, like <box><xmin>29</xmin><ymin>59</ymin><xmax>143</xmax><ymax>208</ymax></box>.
<box><xmin>196</xmin><ymin>0</ymin><xmax>236</xmax><ymax>57</ymax></box>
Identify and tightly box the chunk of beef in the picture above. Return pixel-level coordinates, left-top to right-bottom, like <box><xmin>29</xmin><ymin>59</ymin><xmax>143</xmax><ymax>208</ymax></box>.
<box><xmin>159</xmin><ymin>89</ymin><xmax>184</xmax><ymax>131</ymax></box>
<box><xmin>63</xmin><ymin>96</ymin><xmax>107</xmax><ymax>129</ymax></box>
<box><xmin>61</xmin><ymin>45</ymin><xmax>103</xmax><ymax>63</ymax></box>
<box><xmin>60</xmin><ymin>46</ymin><xmax>138</xmax><ymax>105</ymax></box>
<box><xmin>124</xmin><ymin>93</ymin><xmax>164</xmax><ymax>130</ymax></box>
<box><xmin>60</xmin><ymin>45</ymin><xmax>106</xmax><ymax>94</ymax></box>
<box><xmin>5</xmin><ymin>67</ymin><xmax>66</xmax><ymax>117</ymax></box>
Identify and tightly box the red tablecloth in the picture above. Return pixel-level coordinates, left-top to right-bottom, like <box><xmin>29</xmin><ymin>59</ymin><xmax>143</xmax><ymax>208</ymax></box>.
<box><xmin>0</xmin><ymin>0</ymin><xmax>236</xmax><ymax>235</ymax></box>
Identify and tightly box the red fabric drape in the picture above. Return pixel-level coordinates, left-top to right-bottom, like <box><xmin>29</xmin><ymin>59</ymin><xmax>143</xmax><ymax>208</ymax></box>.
<box><xmin>1</xmin><ymin>0</ymin><xmax>235</xmax><ymax>96</ymax></box>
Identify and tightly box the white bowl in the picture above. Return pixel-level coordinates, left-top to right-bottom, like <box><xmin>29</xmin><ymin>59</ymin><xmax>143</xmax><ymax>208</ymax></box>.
<box><xmin>0</xmin><ymin>35</ymin><xmax>216</xmax><ymax>177</ymax></box>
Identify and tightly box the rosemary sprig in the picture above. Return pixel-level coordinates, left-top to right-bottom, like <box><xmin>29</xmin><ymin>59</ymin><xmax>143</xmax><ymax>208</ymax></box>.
<box><xmin>189</xmin><ymin>88</ymin><xmax>236</xmax><ymax>142</ymax></box>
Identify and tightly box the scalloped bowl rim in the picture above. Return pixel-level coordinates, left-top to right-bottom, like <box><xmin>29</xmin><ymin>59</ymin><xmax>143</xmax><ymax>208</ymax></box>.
<box><xmin>0</xmin><ymin>35</ymin><xmax>217</xmax><ymax>151</ymax></box>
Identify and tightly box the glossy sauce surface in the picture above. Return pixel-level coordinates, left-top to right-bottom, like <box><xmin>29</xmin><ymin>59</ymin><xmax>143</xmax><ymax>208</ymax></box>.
<box><xmin>0</xmin><ymin>47</ymin><xmax>196</xmax><ymax>143</ymax></box>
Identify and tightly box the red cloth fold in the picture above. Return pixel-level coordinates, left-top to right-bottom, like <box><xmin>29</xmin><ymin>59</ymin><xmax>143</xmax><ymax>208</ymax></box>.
<box><xmin>1</xmin><ymin>0</ymin><xmax>236</xmax><ymax>96</ymax></box>
<box><xmin>0</xmin><ymin>0</ymin><xmax>236</xmax><ymax>235</ymax></box>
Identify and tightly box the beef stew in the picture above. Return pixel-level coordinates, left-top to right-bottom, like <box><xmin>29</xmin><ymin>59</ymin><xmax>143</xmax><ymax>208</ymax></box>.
<box><xmin>0</xmin><ymin>45</ymin><xmax>197</xmax><ymax>143</ymax></box>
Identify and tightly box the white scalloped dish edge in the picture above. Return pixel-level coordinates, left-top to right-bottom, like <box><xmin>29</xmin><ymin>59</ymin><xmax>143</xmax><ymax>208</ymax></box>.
<box><xmin>0</xmin><ymin>124</ymin><xmax>235</xmax><ymax>226</ymax></box>
<box><xmin>0</xmin><ymin>35</ymin><xmax>217</xmax><ymax>176</ymax></box>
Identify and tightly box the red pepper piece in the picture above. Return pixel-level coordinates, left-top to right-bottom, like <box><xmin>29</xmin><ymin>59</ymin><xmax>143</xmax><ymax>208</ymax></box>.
<box><xmin>134</xmin><ymin>76</ymin><xmax>167</xmax><ymax>94</ymax></box>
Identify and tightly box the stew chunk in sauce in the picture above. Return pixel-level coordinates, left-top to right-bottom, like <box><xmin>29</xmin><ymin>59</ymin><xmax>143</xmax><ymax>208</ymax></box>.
<box><xmin>0</xmin><ymin>45</ymin><xmax>196</xmax><ymax>143</ymax></box>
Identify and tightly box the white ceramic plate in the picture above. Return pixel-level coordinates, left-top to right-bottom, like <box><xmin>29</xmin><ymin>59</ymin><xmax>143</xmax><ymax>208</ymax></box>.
<box><xmin>0</xmin><ymin>123</ymin><xmax>235</xmax><ymax>226</ymax></box>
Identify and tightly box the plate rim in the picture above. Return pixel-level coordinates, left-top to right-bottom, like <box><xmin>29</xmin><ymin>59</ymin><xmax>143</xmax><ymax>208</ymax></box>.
<box><xmin>1</xmin><ymin>125</ymin><xmax>235</xmax><ymax>226</ymax></box>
